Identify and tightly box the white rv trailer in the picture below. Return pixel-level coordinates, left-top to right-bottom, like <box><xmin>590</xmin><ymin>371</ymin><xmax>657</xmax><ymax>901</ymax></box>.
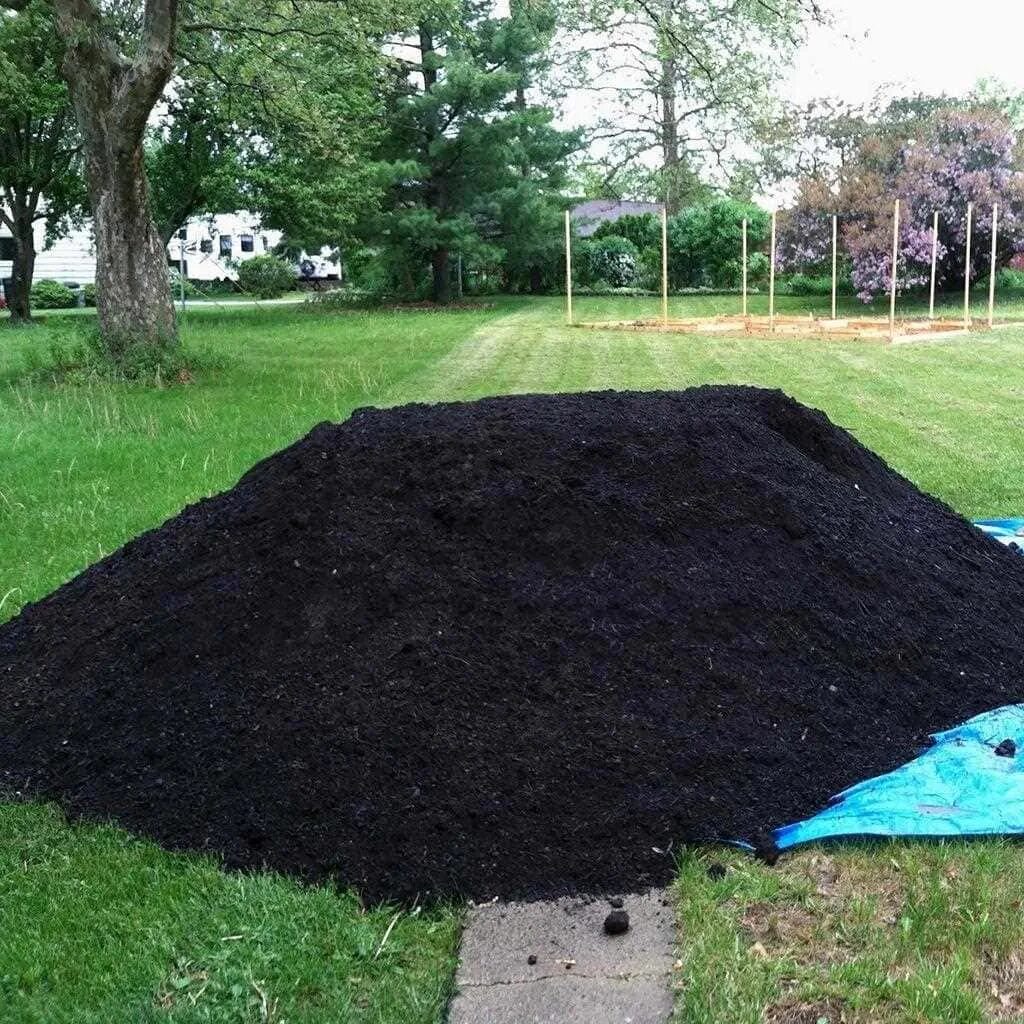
<box><xmin>0</xmin><ymin>210</ymin><xmax>340</xmax><ymax>298</ymax></box>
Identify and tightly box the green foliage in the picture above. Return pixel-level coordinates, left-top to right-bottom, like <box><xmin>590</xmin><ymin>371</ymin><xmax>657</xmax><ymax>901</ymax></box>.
<box><xmin>29</xmin><ymin>279</ymin><xmax>76</xmax><ymax>309</ymax></box>
<box><xmin>237</xmin><ymin>256</ymin><xmax>296</xmax><ymax>299</ymax></box>
<box><xmin>141</xmin><ymin>0</ymin><xmax>428</xmax><ymax>251</ymax></box>
<box><xmin>580</xmin><ymin>235</ymin><xmax>641</xmax><ymax>288</ymax></box>
<box><xmin>667</xmin><ymin>199</ymin><xmax>771</xmax><ymax>289</ymax></box>
<box><xmin>592</xmin><ymin>213</ymin><xmax>660</xmax><ymax>252</ymax></box>
<box><xmin>167</xmin><ymin>267</ymin><xmax>201</xmax><ymax>299</ymax></box>
<box><xmin>746</xmin><ymin>252</ymin><xmax>771</xmax><ymax>288</ymax></box>
<box><xmin>145</xmin><ymin>82</ymin><xmax>245</xmax><ymax>244</ymax></box>
<box><xmin>193</xmin><ymin>279</ymin><xmax>241</xmax><ymax>297</ymax></box>
<box><xmin>82</xmin><ymin>283</ymin><xmax>97</xmax><ymax>307</ymax></box>
<box><xmin>304</xmin><ymin>288</ymin><xmax>381</xmax><ymax>311</ymax></box>
<box><xmin>994</xmin><ymin>267</ymin><xmax>1024</xmax><ymax>291</ymax></box>
<box><xmin>0</xmin><ymin>0</ymin><xmax>85</xmax><ymax>316</ymax></box>
<box><xmin>344</xmin><ymin>247</ymin><xmax>394</xmax><ymax>297</ymax></box>
<box><xmin>18</xmin><ymin>321</ymin><xmax>218</xmax><ymax>386</ymax></box>
<box><xmin>369</xmin><ymin>2</ymin><xmax>576</xmax><ymax>301</ymax></box>
<box><xmin>558</xmin><ymin>0</ymin><xmax>817</xmax><ymax>205</ymax></box>
<box><xmin>781</xmin><ymin>273</ymin><xmax>853</xmax><ymax>296</ymax></box>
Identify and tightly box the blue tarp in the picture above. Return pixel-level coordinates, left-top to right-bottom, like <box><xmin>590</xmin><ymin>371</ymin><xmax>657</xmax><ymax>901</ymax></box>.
<box><xmin>774</xmin><ymin>706</ymin><xmax>1024</xmax><ymax>849</ymax></box>
<box><xmin>974</xmin><ymin>517</ymin><xmax>1024</xmax><ymax>552</ymax></box>
<box><xmin>737</xmin><ymin>518</ymin><xmax>1024</xmax><ymax>852</ymax></box>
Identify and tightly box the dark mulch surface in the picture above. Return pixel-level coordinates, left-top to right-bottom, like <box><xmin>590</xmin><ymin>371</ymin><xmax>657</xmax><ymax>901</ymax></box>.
<box><xmin>3</xmin><ymin>387</ymin><xmax>1023</xmax><ymax>903</ymax></box>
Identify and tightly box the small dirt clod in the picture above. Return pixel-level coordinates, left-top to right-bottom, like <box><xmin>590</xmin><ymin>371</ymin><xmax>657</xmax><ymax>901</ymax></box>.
<box><xmin>604</xmin><ymin>910</ymin><xmax>630</xmax><ymax>935</ymax></box>
<box><xmin>995</xmin><ymin>738</ymin><xmax>1017</xmax><ymax>758</ymax></box>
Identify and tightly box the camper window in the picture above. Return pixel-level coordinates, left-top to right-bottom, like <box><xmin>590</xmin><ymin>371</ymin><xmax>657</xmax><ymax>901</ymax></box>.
<box><xmin>240</xmin><ymin>235</ymin><xmax>254</xmax><ymax>253</ymax></box>
<box><xmin>219</xmin><ymin>235</ymin><xmax>232</xmax><ymax>257</ymax></box>
<box><xmin>201</xmin><ymin>239</ymin><xmax>213</xmax><ymax>254</ymax></box>
<box><xmin>0</xmin><ymin>238</ymin><xmax>16</xmax><ymax>261</ymax></box>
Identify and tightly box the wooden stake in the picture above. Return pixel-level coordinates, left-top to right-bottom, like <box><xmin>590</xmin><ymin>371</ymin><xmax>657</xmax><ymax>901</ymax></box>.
<box><xmin>964</xmin><ymin>201</ymin><xmax>973</xmax><ymax>328</ymax></box>
<box><xmin>889</xmin><ymin>199</ymin><xmax>900</xmax><ymax>341</ymax></box>
<box><xmin>564</xmin><ymin>210</ymin><xmax>573</xmax><ymax>325</ymax></box>
<box><xmin>989</xmin><ymin>203</ymin><xmax>999</xmax><ymax>328</ymax></box>
<box><xmin>929</xmin><ymin>211</ymin><xmax>938</xmax><ymax>320</ymax></box>
<box><xmin>831</xmin><ymin>214</ymin><xmax>838</xmax><ymax>321</ymax></box>
<box><xmin>769</xmin><ymin>210</ymin><xmax>777</xmax><ymax>332</ymax></box>
<box><xmin>741</xmin><ymin>217</ymin><xmax>748</xmax><ymax>317</ymax></box>
<box><xmin>661</xmin><ymin>205</ymin><xmax>669</xmax><ymax>323</ymax></box>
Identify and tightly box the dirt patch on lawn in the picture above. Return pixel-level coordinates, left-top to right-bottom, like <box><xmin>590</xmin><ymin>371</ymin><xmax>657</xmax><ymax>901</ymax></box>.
<box><xmin>982</xmin><ymin>951</ymin><xmax>1024</xmax><ymax>1020</ymax></box>
<box><xmin>763</xmin><ymin>997</ymin><xmax>875</xmax><ymax>1024</ymax></box>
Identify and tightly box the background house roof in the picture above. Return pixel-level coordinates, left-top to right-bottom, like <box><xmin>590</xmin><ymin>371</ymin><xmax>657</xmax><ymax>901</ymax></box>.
<box><xmin>570</xmin><ymin>199</ymin><xmax>663</xmax><ymax>237</ymax></box>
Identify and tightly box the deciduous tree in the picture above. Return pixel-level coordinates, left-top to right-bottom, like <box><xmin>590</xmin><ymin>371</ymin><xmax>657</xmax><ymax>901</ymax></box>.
<box><xmin>559</xmin><ymin>0</ymin><xmax>825</xmax><ymax>209</ymax></box>
<box><xmin>0</xmin><ymin>0</ymin><xmax>426</xmax><ymax>355</ymax></box>
<box><xmin>0</xmin><ymin>0</ymin><xmax>83</xmax><ymax>323</ymax></box>
<box><xmin>778</xmin><ymin>108</ymin><xmax>1024</xmax><ymax>302</ymax></box>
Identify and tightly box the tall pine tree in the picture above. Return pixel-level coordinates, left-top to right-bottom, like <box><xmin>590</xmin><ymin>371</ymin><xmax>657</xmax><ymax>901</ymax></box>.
<box><xmin>374</xmin><ymin>0</ymin><xmax>575</xmax><ymax>302</ymax></box>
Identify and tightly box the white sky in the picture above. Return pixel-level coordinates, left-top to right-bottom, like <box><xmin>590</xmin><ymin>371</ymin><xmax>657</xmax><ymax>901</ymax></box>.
<box><xmin>783</xmin><ymin>0</ymin><xmax>1024</xmax><ymax>105</ymax></box>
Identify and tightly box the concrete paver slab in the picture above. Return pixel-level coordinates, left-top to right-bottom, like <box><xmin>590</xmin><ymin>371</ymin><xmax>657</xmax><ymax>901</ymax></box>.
<box><xmin>447</xmin><ymin>889</ymin><xmax>676</xmax><ymax>1024</ymax></box>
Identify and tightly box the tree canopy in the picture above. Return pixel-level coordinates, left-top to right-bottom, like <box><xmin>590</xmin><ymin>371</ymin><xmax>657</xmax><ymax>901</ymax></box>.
<box><xmin>0</xmin><ymin>0</ymin><xmax>83</xmax><ymax>321</ymax></box>
<box><xmin>777</xmin><ymin>106</ymin><xmax>1024</xmax><ymax>301</ymax></box>
<box><xmin>364</xmin><ymin>1</ymin><xmax>577</xmax><ymax>302</ymax></box>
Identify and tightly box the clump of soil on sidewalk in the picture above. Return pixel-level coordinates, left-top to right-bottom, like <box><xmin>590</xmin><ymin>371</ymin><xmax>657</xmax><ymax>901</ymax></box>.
<box><xmin>2</xmin><ymin>387</ymin><xmax>1023</xmax><ymax>902</ymax></box>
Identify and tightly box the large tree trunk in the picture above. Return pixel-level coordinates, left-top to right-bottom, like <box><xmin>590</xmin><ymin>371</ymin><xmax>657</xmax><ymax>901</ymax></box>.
<box><xmin>55</xmin><ymin>0</ymin><xmax>179</xmax><ymax>354</ymax></box>
<box><xmin>7</xmin><ymin>208</ymin><xmax>36</xmax><ymax>324</ymax></box>
<box><xmin>431</xmin><ymin>248</ymin><xmax>451</xmax><ymax>304</ymax></box>
<box><xmin>86</xmin><ymin>136</ymin><xmax>177</xmax><ymax>350</ymax></box>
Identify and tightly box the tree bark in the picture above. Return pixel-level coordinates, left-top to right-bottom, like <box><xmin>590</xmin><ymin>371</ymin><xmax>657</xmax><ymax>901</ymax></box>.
<box><xmin>6</xmin><ymin>207</ymin><xmax>36</xmax><ymax>324</ymax></box>
<box><xmin>419</xmin><ymin>23</ymin><xmax>451</xmax><ymax>305</ymax></box>
<box><xmin>87</xmin><ymin>140</ymin><xmax>178</xmax><ymax>349</ymax></box>
<box><xmin>431</xmin><ymin>247</ymin><xmax>451</xmax><ymax>304</ymax></box>
<box><xmin>659</xmin><ymin>52</ymin><xmax>680</xmax><ymax>214</ymax></box>
<box><xmin>54</xmin><ymin>0</ymin><xmax>179</xmax><ymax>353</ymax></box>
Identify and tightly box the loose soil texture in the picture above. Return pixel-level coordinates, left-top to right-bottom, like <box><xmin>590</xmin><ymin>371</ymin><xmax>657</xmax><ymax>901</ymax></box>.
<box><xmin>2</xmin><ymin>387</ymin><xmax>1023</xmax><ymax>902</ymax></box>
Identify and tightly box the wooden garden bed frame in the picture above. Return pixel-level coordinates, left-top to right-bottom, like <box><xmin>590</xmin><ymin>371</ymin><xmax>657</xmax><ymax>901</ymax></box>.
<box><xmin>565</xmin><ymin>200</ymin><xmax>1009</xmax><ymax>343</ymax></box>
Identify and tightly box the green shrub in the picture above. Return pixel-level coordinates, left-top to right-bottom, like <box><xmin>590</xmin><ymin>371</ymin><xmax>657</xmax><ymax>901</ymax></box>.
<box><xmin>994</xmin><ymin>267</ymin><xmax>1024</xmax><ymax>291</ymax></box>
<box><xmin>666</xmin><ymin>199</ymin><xmax>770</xmax><ymax>289</ymax></box>
<box><xmin>168</xmin><ymin>267</ymin><xmax>201</xmax><ymax>299</ymax></box>
<box><xmin>573</xmin><ymin>284</ymin><xmax>656</xmax><ymax>297</ymax></box>
<box><xmin>30</xmin><ymin>279</ymin><xmax>76</xmax><ymax>309</ymax></box>
<box><xmin>83</xmin><ymin>283</ymin><xmax>97</xmax><ymax>307</ymax></box>
<box><xmin>193</xmin><ymin>278</ymin><xmax>240</xmax><ymax>297</ymax></box>
<box><xmin>580</xmin><ymin>235</ymin><xmax>640</xmax><ymax>288</ymax></box>
<box><xmin>237</xmin><ymin>255</ymin><xmax>296</xmax><ymax>299</ymax></box>
<box><xmin>305</xmin><ymin>288</ymin><xmax>380</xmax><ymax>311</ymax></box>
<box><xmin>346</xmin><ymin>247</ymin><xmax>391</xmax><ymax>297</ymax></box>
<box><xmin>592</xmin><ymin>213</ymin><xmax>660</xmax><ymax>252</ymax></box>
<box><xmin>19</xmin><ymin>321</ymin><xmax>225</xmax><ymax>386</ymax></box>
<box><xmin>781</xmin><ymin>272</ymin><xmax>853</xmax><ymax>296</ymax></box>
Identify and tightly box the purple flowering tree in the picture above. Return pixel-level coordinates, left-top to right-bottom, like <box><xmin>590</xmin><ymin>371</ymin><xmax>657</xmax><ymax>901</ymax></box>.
<box><xmin>777</xmin><ymin>110</ymin><xmax>1024</xmax><ymax>302</ymax></box>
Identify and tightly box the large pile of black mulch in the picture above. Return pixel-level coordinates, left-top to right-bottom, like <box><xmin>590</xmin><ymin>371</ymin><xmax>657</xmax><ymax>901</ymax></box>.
<box><xmin>3</xmin><ymin>387</ymin><xmax>1024</xmax><ymax>902</ymax></box>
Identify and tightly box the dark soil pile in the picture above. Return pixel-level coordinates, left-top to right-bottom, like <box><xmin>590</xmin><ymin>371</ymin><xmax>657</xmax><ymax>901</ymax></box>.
<box><xmin>3</xmin><ymin>387</ymin><xmax>1024</xmax><ymax>902</ymax></box>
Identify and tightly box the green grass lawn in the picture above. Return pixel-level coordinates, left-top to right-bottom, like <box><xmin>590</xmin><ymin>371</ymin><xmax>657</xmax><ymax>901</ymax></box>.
<box><xmin>2</xmin><ymin>294</ymin><xmax>1024</xmax><ymax>1022</ymax></box>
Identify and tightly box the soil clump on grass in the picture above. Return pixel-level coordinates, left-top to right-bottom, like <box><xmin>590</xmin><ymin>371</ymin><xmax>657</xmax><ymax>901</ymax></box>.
<box><xmin>2</xmin><ymin>387</ymin><xmax>1023</xmax><ymax>902</ymax></box>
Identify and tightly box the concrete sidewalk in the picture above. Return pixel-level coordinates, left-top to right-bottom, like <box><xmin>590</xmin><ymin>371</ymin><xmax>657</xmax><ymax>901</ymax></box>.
<box><xmin>447</xmin><ymin>889</ymin><xmax>676</xmax><ymax>1023</ymax></box>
